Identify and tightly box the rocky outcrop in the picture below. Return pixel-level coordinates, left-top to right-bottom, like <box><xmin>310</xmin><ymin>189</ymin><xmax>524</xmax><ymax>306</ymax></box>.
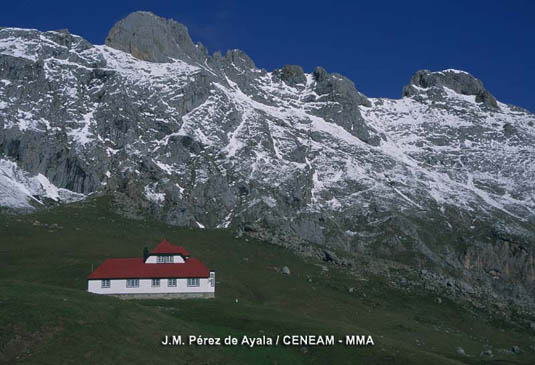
<box><xmin>105</xmin><ymin>11</ymin><xmax>205</xmax><ymax>63</ymax></box>
<box><xmin>275</xmin><ymin>65</ymin><xmax>307</xmax><ymax>86</ymax></box>
<box><xmin>402</xmin><ymin>69</ymin><xmax>498</xmax><ymax>108</ymax></box>
<box><xmin>1</xmin><ymin>12</ymin><xmax>534</xmax><ymax>310</ymax></box>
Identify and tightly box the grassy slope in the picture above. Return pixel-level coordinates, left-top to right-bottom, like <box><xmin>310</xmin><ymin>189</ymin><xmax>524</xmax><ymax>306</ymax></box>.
<box><xmin>0</xmin><ymin>197</ymin><xmax>534</xmax><ymax>364</ymax></box>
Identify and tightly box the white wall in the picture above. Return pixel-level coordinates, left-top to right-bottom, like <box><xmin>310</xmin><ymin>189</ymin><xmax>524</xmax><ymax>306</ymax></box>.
<box><xmin>144</xmin><ymin>255</ymin><xmax>185</xmax><ymax>263</ymax></box>
<box><xmin>88</xmin><ymin>277</ymin><xmax>214</xmax><ymax>295</ymax></box>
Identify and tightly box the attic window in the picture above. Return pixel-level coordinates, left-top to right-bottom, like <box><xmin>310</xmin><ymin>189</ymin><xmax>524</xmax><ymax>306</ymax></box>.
<box><xmin>157</xmin><ymin>255</ymin><xmax>174</xmax><ymax>263</ymax></box>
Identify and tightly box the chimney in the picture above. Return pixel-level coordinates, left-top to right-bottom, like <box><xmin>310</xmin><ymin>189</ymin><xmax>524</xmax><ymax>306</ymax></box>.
<box><xmin>143</xmin><ymin>247</ymin><xmax>149</xmax><ymax>261</ymax></box>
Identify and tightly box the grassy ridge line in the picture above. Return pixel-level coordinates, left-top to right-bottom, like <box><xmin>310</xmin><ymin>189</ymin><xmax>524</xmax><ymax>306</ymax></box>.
<box><xmin>0</xmin><ymin>197</ymin><xmax>533</xmax><ymax>363</ymax></box>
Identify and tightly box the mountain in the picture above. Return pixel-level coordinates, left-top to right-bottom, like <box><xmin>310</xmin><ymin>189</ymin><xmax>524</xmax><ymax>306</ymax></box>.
<box><xmin>1</xmin><ymin>11</ymin><xmax>534</xmax><ymax>309</ymax></box>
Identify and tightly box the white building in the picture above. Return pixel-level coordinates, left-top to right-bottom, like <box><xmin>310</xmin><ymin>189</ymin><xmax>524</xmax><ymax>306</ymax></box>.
<box><xmin>88</xmin><ymin>240</ymin><xmax>215</xmax><ymax>298</ymax></box>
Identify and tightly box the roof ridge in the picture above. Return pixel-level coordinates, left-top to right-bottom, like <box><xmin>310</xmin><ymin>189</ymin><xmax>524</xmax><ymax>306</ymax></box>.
<box><xmin>151</xmin><ymin>240</ymin><xmax>190</xmax><ymax>256</ymax></box>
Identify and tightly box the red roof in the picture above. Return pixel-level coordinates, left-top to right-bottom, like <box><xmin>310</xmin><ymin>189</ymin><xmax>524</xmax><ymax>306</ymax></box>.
<box><xmin>88</xmin><ymin>257</ymin><xmax>210</xmax><ymax>279</ymax></box>
<box><xmin>151</xmin><ymin>240</ymin><xmax>190</xmax><ymax>256</ymax></box>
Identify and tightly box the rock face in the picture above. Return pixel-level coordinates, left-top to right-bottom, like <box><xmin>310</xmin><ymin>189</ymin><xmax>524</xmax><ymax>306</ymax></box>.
<box><xmin>274</xmin><ymin>65</ymin><xmax>306</xmax><ymax>87</ymax></box>
<box><xmin>105</xmin><ymin>11</ymin><xmax>205</xmax><ymax>63</ymax></box>
<box><xmin>402</xmin><ymin>69</ymin><xmax>498</xmax><ymax>108</ymax></box>
<box><xmin>1</xmin><ymin>11</ymin><xmax>534</xmax><ymax>309</ymax></box>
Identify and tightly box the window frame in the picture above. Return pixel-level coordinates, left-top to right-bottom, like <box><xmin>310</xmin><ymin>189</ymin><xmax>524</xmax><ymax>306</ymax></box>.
<box><xmin>157</xmin><ymin>255</ymin><xmax>174</xmax><ymax>263</ymax></box>
<box><xmin>101</xmin><ymin>279</ymin><xmax>110</xmax><ymax>288</ymax></box>
<box><xmin>187</xmin><ymin>278</ymin><xmax>200</xmax><ymax>287</ymax></box>
<box><xmin>126</xmin><ymin>279</ymin><xmax>139</xmax><ymax>288</ymax></box>
<box><xmin>151</xmin><ymin>278</ymin><xmax>160</xmax><ymax>287</ymax></box>
<box><xmin>210</xmin><ymin>272</ymin><xmax>215</xmax><ymax>287</ymax></box>
<box><xmin>168</xmin><ymin>278</ymin><xmax>177</xmax><ymax>287</ymax></box>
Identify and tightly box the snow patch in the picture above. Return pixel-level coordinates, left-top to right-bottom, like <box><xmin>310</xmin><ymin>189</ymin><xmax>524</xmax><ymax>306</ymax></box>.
<box><xmin>0</xmin><ymin>159</ymin><xmax>85</xmax><ymax>208</ymax></box>
<box><xmin>144</xmin><ymin>183</ymin><xmax>165</xmax><ymax>204</ymax></box>
<box><xmin>67</xmin><ymin>110</ymin><xmax>96</xmax><ymax>146</ymax></box>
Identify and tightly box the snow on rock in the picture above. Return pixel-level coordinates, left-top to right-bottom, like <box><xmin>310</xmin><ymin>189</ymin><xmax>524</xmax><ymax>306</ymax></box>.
<box><xmin>144</xmin><ymin>183</ymin><xmax>165</xmax><ymax>204</ymax></box>
<box><xmin>1</xmin><ymin>12</ymin><xmax>534</xmax><ymax>310</ymax></box>
<box><xmin>0</xmin><ymin>159</ymin><xmax>85</xmax><ymax>209</ymax></box>
<box><xmin>0</xmin><ymin>18</ymin><xmax>534</xmax><ymax>247</ymax></box>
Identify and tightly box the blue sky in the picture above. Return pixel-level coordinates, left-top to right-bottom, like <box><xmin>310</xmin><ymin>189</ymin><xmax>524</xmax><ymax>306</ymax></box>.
<box><xmin>1</xmin><ymin>0</ymin><xmax>533</xmax><ymax>111</ymax></box>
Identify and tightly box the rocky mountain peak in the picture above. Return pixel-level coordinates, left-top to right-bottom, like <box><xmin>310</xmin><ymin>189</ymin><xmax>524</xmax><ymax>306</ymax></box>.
<box><xmin>1</xmin><ymin>14</ymin><xmax>535</xmax><ymax>310</ymax></box>
<box><xmin>402</xmin><ymin>69</ymin><xmax>498</xmax><ymax>108</ymax></box>
<box><xmin>105</xmin><ymin>11</ymin><xmax>204</xmax><ymax>63</ymax></box>
<box><xmin>223</xmin><ymin>49</ymin><xmax>256</xmax><ymax>70</ymax></box>
<box><xmin>274</xmin><ymin>65</ymin><xmax>306</xmax><ymax>86</ymax></box>
<box><xmin>312</xmin><ymin>66</ymin><xmax>371</xmax><ymax>107</ymax></box>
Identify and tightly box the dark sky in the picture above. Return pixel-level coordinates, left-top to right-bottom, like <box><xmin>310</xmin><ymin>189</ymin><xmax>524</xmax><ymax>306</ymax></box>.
<box><xmin>1</xmin><ymin>0</ymin><xmax>533</xmax><ymax>111</ymax></box>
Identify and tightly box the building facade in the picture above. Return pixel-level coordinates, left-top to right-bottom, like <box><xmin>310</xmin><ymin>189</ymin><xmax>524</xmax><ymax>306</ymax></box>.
<box><xmin>88</xmin><ymin>240</ymin><xmax>215</xmax><ymax>298</ymax></box>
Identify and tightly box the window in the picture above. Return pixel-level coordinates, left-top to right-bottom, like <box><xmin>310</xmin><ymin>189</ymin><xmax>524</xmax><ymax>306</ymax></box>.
<box><xmin>187</xmin><ymin>278</ymin><xmax>200</xmax><ymax>287</ymax></box>
<box><xmin>101</xmin><ymin>279</ymin><xmax>110</xmax><ymax>288</ymax></box>
<box><xmin>168</xmin><ymin>278</ymin><xmax>177</xmax><ymax>287</ymax></box>
<box><xmin>210</xmin><ymin>272</ymin><xmax>215</xmax><ymax>287</ymax></box>
<box><xmin>157</xmin><ymin>255</ymin><xmax>174</xmax><ymax>263</ymax></box>
<box><xmin>151</xmin><ymin>279</ymin><xmax>160</xmax><ymax>287</ymax></box>
<box><xmin>126</xmin><ymin>279</ymin><xmax>139</xmax><ymax>288</ymax></box>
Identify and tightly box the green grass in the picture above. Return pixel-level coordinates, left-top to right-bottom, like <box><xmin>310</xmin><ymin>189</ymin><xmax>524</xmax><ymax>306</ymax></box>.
<box><xmin>1</xmin><ymin>197</ymin><xmax>534</xmax><ymax>364</ymax></box>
